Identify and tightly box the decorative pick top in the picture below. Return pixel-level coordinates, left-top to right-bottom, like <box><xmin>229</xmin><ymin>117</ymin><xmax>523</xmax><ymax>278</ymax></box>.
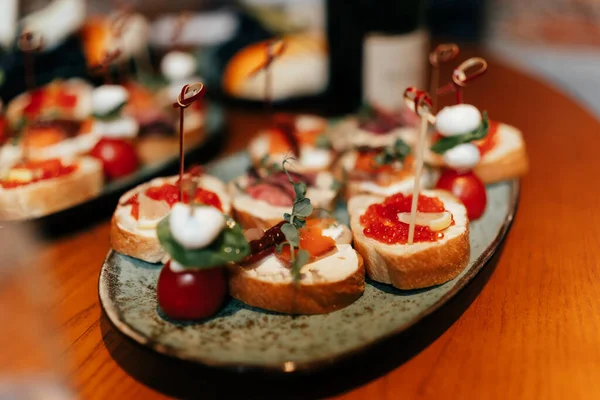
<box><xmin>402</xmin><ymin>87</ymin><xmax>434</xmax><ymax>245</ymax></box>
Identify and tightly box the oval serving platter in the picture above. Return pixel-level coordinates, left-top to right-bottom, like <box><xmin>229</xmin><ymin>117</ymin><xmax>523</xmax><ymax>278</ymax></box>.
<box><xmin>99</xmin><ymin>152</ymin><xmax>519</xmax><ymax>372</ymax></box>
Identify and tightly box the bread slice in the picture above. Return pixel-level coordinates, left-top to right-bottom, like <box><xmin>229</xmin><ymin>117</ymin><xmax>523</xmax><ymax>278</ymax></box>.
<box><xmin>348</xmin><ymin>190</ymin><xmax>470</xmax><ymax>290</ymax></box>
<box><xmin>426</xmin><ymin>122</ymin><xmax>528</xmax><ymax>184</ymax></box>
<box><xmin>222</xmin><ymin>33</ymin><xmax>328</xmax><ymax>101</ymax></box>
<box><xmin>229</xmin><ymin>172</ymin><xmax>338</xmax><ymax>229</ymax></box>
<box><xmin>0</xmin><ymin>156</ymin><xmax>103</xmax><ymax>221</ymax></box>
<box><xmin>111</xmin><ymin>173</ymin><xmax>231</xmax><ymax>263</ymax></box>
<box><xmin>229</xmin><ymin>244</ymin><xmax>364</xmax><ymax>314</ymax></box>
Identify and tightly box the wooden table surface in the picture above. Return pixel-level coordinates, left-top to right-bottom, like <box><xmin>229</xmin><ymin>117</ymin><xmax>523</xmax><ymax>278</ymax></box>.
<box><xmin>3</xmin><ymin>53</ymin><xmax>600</xmax><ymax>400</ymax></box>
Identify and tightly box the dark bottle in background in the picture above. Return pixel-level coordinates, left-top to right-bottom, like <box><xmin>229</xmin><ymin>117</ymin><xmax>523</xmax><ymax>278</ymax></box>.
<box><xmin>326</xmin><ymin>0</ymin><xmax>427</xmax><ymax>113</ymax></box>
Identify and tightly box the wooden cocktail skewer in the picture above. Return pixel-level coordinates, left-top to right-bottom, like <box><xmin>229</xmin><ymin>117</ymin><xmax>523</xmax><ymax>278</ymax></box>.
<box><xmin>428</xmin><ymin>43</ymin><xmax>459</xmax><ymax>111</ymax></box>
<box><xmin>173</xmin><ymin>82</ymin><xmax>205</xmax><ymax>201</ymax></box>
<box><xmin>437</xmin><ymin>57</ymin><xmax>488</xmax><ymax>104</ymax></box>
<box><xmin>18</xmin><ymin>31</ymin><xmax>43</xmax><ymax>162</ymax></box>
<box><xmin>90</xmin><ymin>49</ymin><xmax>122</xmax><ymax>85</ymax></box>
<box><xmin>247</xmin><ymin>38</ymin><xmax>286</xmax><ymax>112</ymax></box>
<box><xmin>403</xmin><ymin>87</ymin><xmax>435</xmax><ymax>245</ymax></box>
<box><xmin>110</xmin><ymin>11</ymin><xmax>133</xmax><ymax>82</ymax></box>
<box><xmin>18</xmin><ymin>31</ymin><xmax>44</xmax><ymax>91</ymax></box>
<box><xmin>171</xmin><ymin>11</ymin><xmax>191</xmax><ymax>50</ymax></box>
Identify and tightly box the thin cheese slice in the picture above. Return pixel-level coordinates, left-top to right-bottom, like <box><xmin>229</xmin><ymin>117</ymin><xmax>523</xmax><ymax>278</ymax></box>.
<box><xmin>398</xmin><ymin>211</ymin><xmax>452</xmax><ymax>231</ymax></box>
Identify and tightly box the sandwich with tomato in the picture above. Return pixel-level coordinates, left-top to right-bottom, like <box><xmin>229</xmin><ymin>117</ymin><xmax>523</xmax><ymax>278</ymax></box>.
<box><xmin>5</xmin><ymin>79</ymin><xmax>96</xmax><ymax>161</ymax></box>
<box><xmin>248</xmin><ymin>113</ymin><xmax>334</xmax><ymax>173</ymax></box>
<box><xmin>110</xmin><ymin>168</ymin><xmax>230</xmax><ymax>263</ymax></box>
<box><xmin>426</xmin><ymin>104</ymin><xmax>528</xmax><ymax>184</ymax></box>
<box><xmin>229</xmin><ymin>164</ymin><xmax>364</xmax><ymax>315</ymax></box>
<box><xmin>336</xmin><ymin>138</ymin><xmax>438</xmax><ymax>199</ymax></box>
<box><xmin>0</xmin><ymin>156</ymin><xmax>103</xmax><ymax>220</ymax></box>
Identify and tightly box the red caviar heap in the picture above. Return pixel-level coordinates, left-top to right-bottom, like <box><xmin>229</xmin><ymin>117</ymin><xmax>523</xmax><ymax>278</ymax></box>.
<box><xmin>360</xmin><ymin>193</ymin><xmax>446</xmax><ymax>244</ymax></box>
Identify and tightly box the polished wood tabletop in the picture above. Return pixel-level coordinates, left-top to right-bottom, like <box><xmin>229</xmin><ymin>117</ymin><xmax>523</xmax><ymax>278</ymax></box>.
<box><xmin>3</xmin><ymin>52</ymin><xmax>600</xmax><ymax>400</ymax></box>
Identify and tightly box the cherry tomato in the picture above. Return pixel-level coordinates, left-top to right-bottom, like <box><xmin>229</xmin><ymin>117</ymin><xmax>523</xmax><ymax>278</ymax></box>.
<box><xmin>156</xmin><ymin>261</ymin><xmax>227</xmax><ymax>320</ymax></box>
<box><xmin>90</xmin><ymin>138</ymin><xmax>138</xmax><ymax>180</ymax></box>
<box><xmin>436</xmin><ymin>169</ymin><xmax>487</xmax><ymax>220</ymax></box>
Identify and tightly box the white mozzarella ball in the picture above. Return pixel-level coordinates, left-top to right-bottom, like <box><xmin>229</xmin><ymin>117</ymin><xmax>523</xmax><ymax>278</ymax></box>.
<box><xmin>92</xmin><ymin>85</ymin><xmax>129</xmax><ymax>115</ymax></box>
<box><xmin>169</xmin><ymin>203</ymin><xmax>225</xmax><ymax>249</ymax></box>
<box><xmin>436</xmin><ymin>104</ymin><xmax>482</xmax><ymax>137</ymax></box>
<box><xmin>94</xmin><ymin>116</ymin><xmax>139</xmax><ymax>139</ymax></box>
<box><xmin>443</xmin><ymin>143</ymin><xmax>481</xmax><ymax>170</ymax></box>
<box><xmin>161</xmin><ymin>51</ymin><xmax>197</xmax><ymax>82</ymax></box>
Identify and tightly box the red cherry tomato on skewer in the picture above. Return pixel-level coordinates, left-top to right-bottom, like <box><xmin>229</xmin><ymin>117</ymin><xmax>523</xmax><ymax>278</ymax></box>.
<box><xmin>90</xmin><ymin>138</ymin><xmax>139</xmax><ymax>180</ymax></box>
<box><xmin>436</xmin><ymin>169</ymin><xmax>487</xmax><ymax>220</ymax></box>
<box><xmin>156</xmin><ymin>261</ymin><xmax>227</xmax><ymax>320</ymax></box>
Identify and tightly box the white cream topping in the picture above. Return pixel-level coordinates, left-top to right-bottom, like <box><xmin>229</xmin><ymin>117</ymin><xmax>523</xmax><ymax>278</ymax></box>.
<box><xmin>92</xmin><ymin>85</ymin><xmax>129</xmax><ymax>115</ymax></box>
<box><xmin>169</xmin><ymin>203</ymin><xmax>225</xmax><ymax>249</ymax></box>
<box><xmin>321</xmin><ymin>223</ymin><xmax>345</xmax><ymax>241</ymax></box>
<box><xmin>443</xmin><ymin>143</ymin><xmax>480</xmax><ymax>170</ymax></box>
<box><xmin>244</xmin><ymin>244</ymin><xmax>358</xmax><ymax>284</ymax></box>
<box><xmin>298</xmin><ymin>147</ymin><xmax>332</xmax><ymax>169</ymax></box>
<box><xmin>436</xmin><ymin>104</ymin><xmax>481</xmax><ymax>137</ymax></box>
<box><xmin>94</xmin><ymin>116</ymin><xmax>139</xmax><ymax>139</ymax></box>
<box><xmin>161</xmin><ymin>51</ymin><xmax>197</xmax><ymax>82</ymax></box>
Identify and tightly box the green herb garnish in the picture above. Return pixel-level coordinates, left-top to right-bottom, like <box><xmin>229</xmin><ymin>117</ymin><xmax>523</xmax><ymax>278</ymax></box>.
<box><xmin>278</xmin><ymin>158</ymin><xmax>312</xmax><ymax>282</ymax></box>
<box><xmin>258</xmin><ymin>154</ymin><xmax>283</xmax><ymax>175</ymax></box>
<box><xmin>374</xmin><ymin>138</ymin><xmax>412</xmax><ymax>167</ymax></box>
<box><xmin>430</xmin><ymin>112</ymin><xmax>489</xmax><ymax>154</ymax></box>
<box><xmin>157</xmin><ymin>214</ymin><xmax>250</xmax><ymax>269</ymax></box>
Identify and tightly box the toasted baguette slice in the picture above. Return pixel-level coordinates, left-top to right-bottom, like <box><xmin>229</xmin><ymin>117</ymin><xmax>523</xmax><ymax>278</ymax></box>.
<box><xmin>0</xmin><ymin>156</ymin><xmax>103</xmax><ymax>221</ymax></box>
<box><xmin>229</xmin><ymin>172</ymin><xmax>338</xmax><ymax>229</ymax></box>
<box><xmin>111</xmin><ymin>173</ymin><xmax>230</xmax><ymax>263</ymax></box>
<box><xmin>426</xmin><ymin>122</ymin><xmax>528</xmax><ymax>184</ymax></box>
<box><xmin>223</xmin><ymin>34</ymin><xmax>328</xmax><ymax>101</ymax></box>
<box><xmin>348</xmin><ymin>190</ymin><xmax>470</xmax><ymax>290</ymax></box>
<box><xmin>229</xmin><ymin>244</ymin><xmax>364</xmax><ymax>314</ymax></box>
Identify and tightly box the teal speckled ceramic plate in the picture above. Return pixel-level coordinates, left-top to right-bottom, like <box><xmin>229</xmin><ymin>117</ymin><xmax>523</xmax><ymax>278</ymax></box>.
<box><xmin>99</xmin><ymin>152</ymin><xmax>519</xmax><ymax>372</ymax></box>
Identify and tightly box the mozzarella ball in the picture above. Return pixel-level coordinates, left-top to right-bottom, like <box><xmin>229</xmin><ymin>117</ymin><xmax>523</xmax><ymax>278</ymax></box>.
<box><xmin>443</xmin><ymin>143</ymin><xmax>481</xmax><ymax>170</ymax></box>
<box><xmin>94</xmin><ymin>116</ymin><xmax>139</xmax><ymax>139</ymax></box>
<box><xmin>436</xmin><ymin>104</ymin><xmax>482</xmax><ymax>137</ymax></box>
<box><xmin>92</xmin><ymin>85</ymin><xmax>129</xmax><ymax>115</ymax></box>
<box><xmin>169</xmin><ymin>203</ymin><xmax>225</xmax><ymax>249</ymax></box>
<box><xmin>161</xmin><ymin>51</ymin><xmax>197</xmax><ymax>82</ymax></box>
